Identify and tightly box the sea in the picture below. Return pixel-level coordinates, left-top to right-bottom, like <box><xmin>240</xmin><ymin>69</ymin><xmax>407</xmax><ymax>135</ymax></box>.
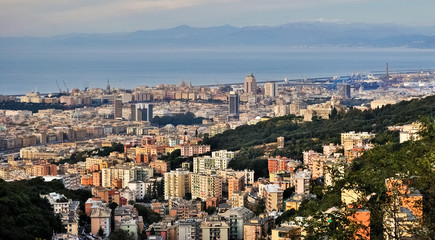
<box><xmin>1</xmin><ymin>46</ymin><xmax>435</xmax><ymax>95</ymax></box>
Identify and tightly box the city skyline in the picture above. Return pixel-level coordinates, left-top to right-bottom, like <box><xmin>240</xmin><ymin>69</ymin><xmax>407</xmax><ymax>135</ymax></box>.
<box><xmin>1</xmin><ymin>0</ymin><xmax>435</xmax><ymax>37</ymax></box>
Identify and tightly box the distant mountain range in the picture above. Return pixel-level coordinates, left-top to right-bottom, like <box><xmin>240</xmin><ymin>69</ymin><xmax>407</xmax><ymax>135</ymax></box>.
<box><xmin>1</xmin><ymin>22</ymin><xmax>435</xmax><ymax>49</ymax></box>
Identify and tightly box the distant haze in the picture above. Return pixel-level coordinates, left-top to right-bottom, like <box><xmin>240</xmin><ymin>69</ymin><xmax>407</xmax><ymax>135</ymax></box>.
<box><xmin>1</xmin><ymin>0</ymin><xmax>435</xmax><ymax>37</ymax></box>
<box><xmin>1</xmin><ymin>22</ymin><xmax>434</xmax><ymax>49</ymax></box>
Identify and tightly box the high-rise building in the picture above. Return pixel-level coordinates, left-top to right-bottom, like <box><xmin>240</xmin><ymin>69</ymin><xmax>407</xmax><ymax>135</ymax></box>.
<box><xmin>264</xmin><ymin>82</ymin><xmax>278</xmax><ymax>98</ymax></box>
<box><xmin>114</xmin><ymin>96</ymin><xmax>122</xmax><ymax>119</ymax></box>
<box><xmin>164</xmin><ymin>168</ymin><xmax>191</xmax><ymax>200</ymax></box>
<box><xmin>91</xmin><ymin>206</ymin><xmax>111</xmax><ymax>237</ymax></box>
<box><xmin>131</xmin><ymin>103</ymin><xmax>153</xmax><ymax>122</ymax></box>
<box><xmin>338</xmin><ymin>84</ymin><xmax>351</xmax><ymax>99</ymax></box>
<box><xmin>228</xmin><ymin>92</ymin><xmax>239</xmax><ymax>116</ymax></box>
<box><xmin>130</xmin><ymin>104</ymin><xmax>136</xmax><ymax>121</ymax></box>
<box><xmin>191</xmin><ymin>173</ymin><xmax>222</xmax><ymax>202</ymax></box>
<box><xmin>244</xmin><ymin>74</ymin><xmax>257</xmax><ymax>94</ymax></box>
<box><xmin>228</xmin><ymin>175</ymin><xmax>245</xmax><ymax>201</ymax></box>
<box><xmin>295</xmin><ymin>170</ymin><xmax>311</xmax><ymax>195</ymax></box>
<box><xmin>264</xmin><ymin>184</ymin><xmax>283</xmax><ymax>212</ymax></box>
<box><xmin>193</xmin><ymin>155</ymin><xmax>232</xmax><ymax>173</ymax></box>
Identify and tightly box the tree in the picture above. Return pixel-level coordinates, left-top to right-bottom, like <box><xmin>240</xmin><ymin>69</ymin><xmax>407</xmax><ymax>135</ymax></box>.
<box><xmin>109</xmin><ymin>229</ymin><xmax>135</xmax><ymax>240</ymax></box>
<box><xmin>108</xmin><ymin>202</ymin><xmax>118</xmax><ymax>232</ymax></box>
<box><xmin>97</xmin><ymin>227</ymin><xmax>105</xmax><ymax>237</ymax></box>
<box><xmin>134</xmin><ymin>204</ymin><xmax>162</xmax><ymax>225</ymax></box>
<box><xmin>206</xmin><ymin>207</ymin><xmax>216</xmax><ymax>215</ymax></box>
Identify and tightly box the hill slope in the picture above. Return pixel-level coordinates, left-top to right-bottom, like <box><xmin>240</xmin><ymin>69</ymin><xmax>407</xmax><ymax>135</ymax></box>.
<box><xmin>204</xmin><ymin>95</ymin><xmax>435</xmax><ymax>159</ymax></box>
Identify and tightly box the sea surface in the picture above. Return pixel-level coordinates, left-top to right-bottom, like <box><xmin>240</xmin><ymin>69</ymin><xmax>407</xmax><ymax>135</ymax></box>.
<box><xmin>1</xmin><ymin>46</ymin><xmax>435</xmax><ymax>95</ymax></box>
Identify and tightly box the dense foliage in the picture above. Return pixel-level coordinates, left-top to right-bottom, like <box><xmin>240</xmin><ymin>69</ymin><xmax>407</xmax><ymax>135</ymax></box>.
<box><xmin>0</xmin><ymin>177</ymin><xmax>91</xmax><ymax>240</ymax></box>
<box><xmin>152</xmin><ymin>112</ymin><xmax>205</xmax><ymax>126</ymax></box>
<box><xmin>133</xmin><ymin>204</ymin><xmax>162</xmax><ymax>225</ymax></box>
<box><xmin>277</xmin><ymin>117</ymin><xmax>435</xmax><ymax>239</ymax></box>
<box><xmin>0</xmin><ymin>101</ymin><xmax>72</xmax><ymax>113</ymax></box>
<box><xmin>56</xmin><ymin>142</ymin><xmax>124</xmax><ymax>165</ymax></box>
<box><xmin>160</xmin><ymin>149</ymin><xmax>192</xmax><ymax>170</ymax></box>
<box><xmin>227</xmin><ymin>147</ymin><xmax>268</xmax><ymax>179</ymax></box>
<box><xmin>206</xmin><ymin>95</ymin><xmax>435</xmax><ymax>152</ymax></box>
<box><xmin>205</xmin><ymin>95</ymin><xmax>435</xmax><ymax>160</ymax></box>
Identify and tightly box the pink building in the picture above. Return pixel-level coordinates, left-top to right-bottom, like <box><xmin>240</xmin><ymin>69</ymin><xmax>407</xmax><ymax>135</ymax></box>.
<box><xmin>179</xmin><ymin>144</ymin><xmax>211</xmax><ymax>157</ymax></box>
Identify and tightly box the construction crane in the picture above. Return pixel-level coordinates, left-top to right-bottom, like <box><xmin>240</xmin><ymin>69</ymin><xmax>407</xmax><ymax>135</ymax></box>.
<box><xmin>56</xmin><ymin>80</ymin><xmax>62</xmax><ymax>93</ymax></box>
<box><xmin>63</xmin><ymin>80</ymin><xmax>69</xmax><ymax>93</ymax></box>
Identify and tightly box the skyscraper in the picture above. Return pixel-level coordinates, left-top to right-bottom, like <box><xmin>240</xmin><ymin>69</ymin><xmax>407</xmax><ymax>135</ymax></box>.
<box><xmin>244</xmin><ymin>74</ymin><xmax>257</xmax><ymax>94</ymax></box>
<box><xmin>113</xmin><ymin>96</ymin><xmax>122</xmax><ymax>119</ymax></box>
<box><xmin>131</xmin><ymin>103</ymin><xmax>153</xmax><ymax>122</ymax></box>
<box><xmin>338</xmin><ymin>84</ymin><xmax>351</xmax><ymax>99</ymax></box>
<box><xmin>228</xmin><ymin>92</ymin><xmax>239</xmax><ymax>116</ymax></box>
<box><xmin>264</xmin><ymin>82</ymin><xmax>278</xmax><ymax>98</ymax></box>
<box><xmin>130</xmin><ymin>104</ymin><xmax>136</xmax><ymax>121</ymax></box>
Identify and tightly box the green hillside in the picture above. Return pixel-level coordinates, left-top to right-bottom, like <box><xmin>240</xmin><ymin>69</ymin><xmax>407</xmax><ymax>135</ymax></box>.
<box><xmin>204</xmin><ymin>95</ymin><xmax>435</xmax><ymax>160</ymax></box>
<box><xmin>287</xmin><ymin>117</ymin><xmax>435</xmax><ymax>239</ymax></box>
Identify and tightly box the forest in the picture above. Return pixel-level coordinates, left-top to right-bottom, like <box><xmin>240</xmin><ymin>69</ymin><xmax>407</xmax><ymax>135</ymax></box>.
<box><xmin>207</xmin><ymin>95</ymin><xmax>435</xmax><ymax>179</ymax></box>
<box><xmin>275</xmin><ymin>117</ymin><xmax>435</xmax><ymax>239</ymax></box>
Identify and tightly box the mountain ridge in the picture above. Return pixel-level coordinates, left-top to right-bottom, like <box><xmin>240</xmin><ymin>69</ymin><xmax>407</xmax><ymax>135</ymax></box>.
<box><xmin>1</xmin><ymin>22</ymin><xmax>435</xmax><ymax>49</ymax></box>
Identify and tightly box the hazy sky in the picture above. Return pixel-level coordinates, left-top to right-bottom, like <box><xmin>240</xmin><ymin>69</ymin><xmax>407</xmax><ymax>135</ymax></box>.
<box><xmin>1</xmin><ymin>0</ymin><xmax>434</xmax><ymax>37</ymax></box>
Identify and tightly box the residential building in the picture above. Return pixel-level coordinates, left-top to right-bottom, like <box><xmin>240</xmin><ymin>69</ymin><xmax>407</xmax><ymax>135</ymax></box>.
<box><xmin>228</xmin><ymin>175</ymin><xmax>245</xmax><ymax>200</ymax></box>
<box><xmin>295</xmin><ymin>170</ymin><xmax>311</xmax><ymax>195</ymax></box>
<box><xmin>264</xmin><ymin>184</ymin><xmax>284</xmax><ymax>212</ymax></box>
<box><xmin>201</xmin><ymin>217</ymin><xmax>230</xmax><ymax>240</ymax></box>
<box><xmin>244</xmin><ymin>217</ymin><xmax>267</xmax><ymax>240</ymax></box>
<box><xmin>177</xmin><ymin>219</ymin><xmax>203</xmax><ymax>240</ymax></box>
<box><xmin>220</xmin><ymin>207</ymin><xmax>255</xmax><ymax>240</ymax></box>
<box><xmin>264</xmin><ymin>82</ymin><xmax>278</xmax><ymax>98</ymax></box>
<box><xmin>191</xmin><ymin>173</ymin><xmax>222</xmax><ymax>202</ymax></box>
<box><xmin>91</xmin><ymin>206</ymin><xmax>111</xmax><ymax>237</ymax></box>
<box><xmin>271</xmin><ymin>226</ymin><xmax>301</xmax><ymax>240</ymax></box>
<box><xmin>193</xmin><ymin>155</ymin><xmax>232</xmax><ymax>173</ymax></box>
<box><xmin>179</xmin><ymin>144</ymin><xmax>211</xmax><ymax>157</ymax></box>
<box><xmin>164</xmin><ymin>168</ymin><xmax>191</xmax><ymax>200</ymax></box>
<box><xmin>268</xmin><ymin>156</ymin><xmax>299</xmax><ymax>174</ymax></box>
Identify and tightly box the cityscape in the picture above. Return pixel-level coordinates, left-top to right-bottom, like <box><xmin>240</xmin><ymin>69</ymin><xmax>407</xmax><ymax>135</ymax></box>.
<box><xmin>1</xmin><ymin>1</ymin><xmax>435</xmax><ymax>240</ymax></box>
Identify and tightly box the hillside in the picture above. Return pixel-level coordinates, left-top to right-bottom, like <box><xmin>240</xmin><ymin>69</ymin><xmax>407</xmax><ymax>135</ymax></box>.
<box><xmin>0</xmin><ymin>178</ymin><xmax>91</xmax><ymax>240</ymax></box>
<box><xmin>205</xmin><ymin>95</ymin><xmax>435</xmax><ymax>160</ymax></box>
<box><xmin>286</xmin><ymin>117</ymin><xmax>435</xmax><ymax>239</ymax></box>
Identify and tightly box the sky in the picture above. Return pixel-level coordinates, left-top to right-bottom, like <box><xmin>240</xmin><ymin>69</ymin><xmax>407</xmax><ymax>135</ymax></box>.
<box><xmin>0</xmin><ymin>0</ymin><xmax>434</xmax><ymax>37</ymax></box>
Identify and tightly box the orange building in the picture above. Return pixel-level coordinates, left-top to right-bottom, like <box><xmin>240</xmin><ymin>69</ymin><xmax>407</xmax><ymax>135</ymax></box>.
<box><xmin>91</xmin><ymin>164</ymin><xmax>100</xmax><ymax>172</ymax></box>
<box><xmin>111</xmin><ymin>178</ymin><xmax>123</xmax><ymax>189</ymax></box>
<box><xmin>136</xmin><ymin>154</ymin><xmax>156</xmax><ymax>164</ymax></box>
<box><xmin>93</xmin><ymin>172</ymin><xmax>102</xmax><ymax>187</ymax></box>
<box><xmin>81</xmin><ymin>175</ymin><xmax>93</xmax><ymax>186</ymax></box>
<box><xmin>349</xmin><ymin>210</ymin><xmax>371</xmax><ymax>240</ymax></box>
<box><xmin>228</xmin><ymin>175</ymin><xmax>245</xmax><ymax>200</ymax></box>
<box><xmin>206</xmin><ymin>197</ymin><xmax>219</xmax><ymax>208</ymax></box>
<box><xmin>136</xmin><ymin>145</ymin><xmax>166</xmax><ymax>156</ymax></box>
<box><xmin>386</xmin><ymin>178</ymin><xmax>423</xmax><ymax>219</ymax></box>
<box><xmin>32</xmin><ymin>164</ymin><xmax>57</xmax><ymax>176</ymax></box>
<box><xmin>268</xmin><ymin>156</ymin><xmax>297</xmax><ymax>173</ymax></box>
